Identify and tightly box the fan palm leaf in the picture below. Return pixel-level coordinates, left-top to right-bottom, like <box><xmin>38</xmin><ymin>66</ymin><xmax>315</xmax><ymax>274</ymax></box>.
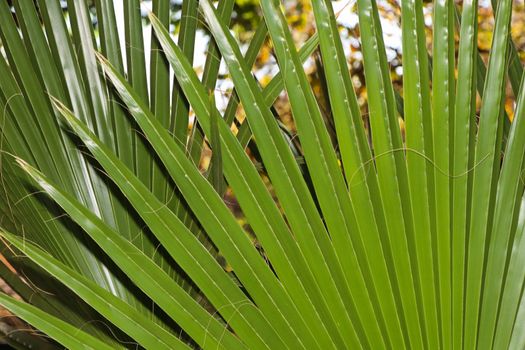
<box><xmin>0</xmin><ymin>0</ymin><xmax>524</xmax><ymax>349</ymax></box>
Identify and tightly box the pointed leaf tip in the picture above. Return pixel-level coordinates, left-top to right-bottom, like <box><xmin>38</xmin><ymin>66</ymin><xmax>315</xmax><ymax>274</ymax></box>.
<box><xmin>94</xmin><ymin>51</ymin><xmax>111</xmax><ymax>69</ymax></box>
<box><xmin>148</xmin><ymin>12</ymin><xmax>158</xmax><ymax>23</ymax></box>
<box><xmin>48</xmin><ymin>97</ymin><xmax>77</xmax><ymax>129</ymax></box>
<box><xmin>14</xmin><ymin>157</ymin><xmax>30</xmax><ymax>171</ymax></box>
<box><xmin>48</xmin><ymin>95</ymin><xmax>68</xmax><ymax>111</ymax></box>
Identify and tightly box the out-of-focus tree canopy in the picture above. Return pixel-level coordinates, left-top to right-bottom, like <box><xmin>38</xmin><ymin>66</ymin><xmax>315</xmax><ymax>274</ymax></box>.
<box><xmin>3</xmin><ymin>0</ymin><xmax>524</xmax><ymax>126</ymax></box>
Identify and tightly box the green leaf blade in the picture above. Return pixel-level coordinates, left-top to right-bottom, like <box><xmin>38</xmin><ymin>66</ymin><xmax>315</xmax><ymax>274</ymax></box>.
<box><xmin>0</xmin><ymin>293</ymin><xmax>121</xmax><ymax>350</ymax></box>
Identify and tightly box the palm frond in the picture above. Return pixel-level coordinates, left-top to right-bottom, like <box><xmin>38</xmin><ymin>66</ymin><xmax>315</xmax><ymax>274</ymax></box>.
<box><xmin>0</xmin><ymin>0</ymin><xmax>524</xmax><ymax>349</ymax></box>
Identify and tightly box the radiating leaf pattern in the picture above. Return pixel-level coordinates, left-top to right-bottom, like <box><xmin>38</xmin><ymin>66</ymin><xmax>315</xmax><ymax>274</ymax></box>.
<box><xmin>0</xmin><ymin>0</ymin><xmax>524</xmax><ymax>349</ymax></box>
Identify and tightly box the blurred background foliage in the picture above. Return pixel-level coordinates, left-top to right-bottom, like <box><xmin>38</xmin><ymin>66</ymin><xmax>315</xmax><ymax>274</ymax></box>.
<box><xmin>127</xmin><ymin>0</ymin><xmax>524</xmax><ymax>131</ymax></box>
<box><xmin>5</xmin><ymin>0</ymin><xmax>522</xmax><ymax>131</ymax></box>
